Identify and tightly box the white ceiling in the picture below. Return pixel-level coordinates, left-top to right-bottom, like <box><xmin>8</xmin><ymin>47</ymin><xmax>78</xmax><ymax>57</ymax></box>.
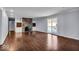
<box><xmin>4</xmin><ymin>7</ymin><xmax>73</xmax><ymax>18</ymax></box>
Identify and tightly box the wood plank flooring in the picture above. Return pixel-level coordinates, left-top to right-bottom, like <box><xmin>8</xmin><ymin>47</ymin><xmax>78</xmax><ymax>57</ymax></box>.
<box><xmin>0</xmin><ymin>31</ymin><xmax>79</xmax><ymax>51</ymax></box>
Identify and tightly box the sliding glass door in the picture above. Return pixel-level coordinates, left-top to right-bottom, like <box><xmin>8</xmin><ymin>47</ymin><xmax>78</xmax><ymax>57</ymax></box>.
<box><xmin>47</xmin><ymin>17</ymin><xmax>57</xmax><ymax>34</ymax></box>
<box><xmin>48</xmin><ymin>19</ymin><xmax>52</xmax><ymax>33</ymax></box>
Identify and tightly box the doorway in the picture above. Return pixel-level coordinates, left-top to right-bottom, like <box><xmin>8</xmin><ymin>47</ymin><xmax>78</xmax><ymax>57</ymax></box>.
<box><xmin>8</xmin><ymin>18</ymin><xmax>15</xmax><ymax>33</ymax></box>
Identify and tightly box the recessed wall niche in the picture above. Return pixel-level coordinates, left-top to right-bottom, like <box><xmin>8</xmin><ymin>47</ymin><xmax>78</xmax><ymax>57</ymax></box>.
<box><xmin>16</xmin><ymin>22</ymin><xmax>22</xmax><ymax>27</ymax></box>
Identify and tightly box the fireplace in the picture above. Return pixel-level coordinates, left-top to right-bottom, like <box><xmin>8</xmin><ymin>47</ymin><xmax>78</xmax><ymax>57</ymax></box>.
<box><xmin>22</xmin><ymin>18</ymin><xmax>32</xmax><ymax>32</ymax></box>
<box><xmin>25</xmin><ymin>27</ymin><xmax>29</xmax><ymax>31</ymax></box>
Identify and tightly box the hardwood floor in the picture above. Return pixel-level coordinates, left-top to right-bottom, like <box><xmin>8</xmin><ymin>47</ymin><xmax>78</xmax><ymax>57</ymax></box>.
<box><xmin>0</xmin><ymin>31</ymin><xmax>79</xmax><ymax>51</ymax></box>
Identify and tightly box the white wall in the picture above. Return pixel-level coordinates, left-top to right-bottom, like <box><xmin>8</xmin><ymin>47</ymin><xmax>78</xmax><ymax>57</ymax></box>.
<box><xmin>0</xmin><ymin>8</ymin><xmax>8</xmax><ymax>45</ymax></box>
<box><xmin>33</xmin><ymin>8</ymin><xmax>79</xmax><ymax>40</ymax></box>
<box><xmin>0</xmin><ymin>9</ymin><xmax>2</xmax><ymax>42</ymax></box>
<box><xmin>33</xmin><ymin>17</ymin><xmax>47</xmax><ymax>32</ymax></box>
<box><xmin>57</xmin><ymin>9</ymin><xmax>79</xmax><ymax>39</ymax></box>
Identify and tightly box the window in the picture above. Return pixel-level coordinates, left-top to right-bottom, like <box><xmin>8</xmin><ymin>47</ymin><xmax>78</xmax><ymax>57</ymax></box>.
<box><xmin>47</xmin><ymin>17</ymin><xmax>57</xmax><ymax>33</ymax></box>
<box><xmin>48</xmin><ymin>19</ymin><xmax>52</xmax><ymax>33</ymax></box>
<box><xmin>51</xmin><ymin>18</ymin><xmax>57</xmax><ymax>33</ymax></box>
